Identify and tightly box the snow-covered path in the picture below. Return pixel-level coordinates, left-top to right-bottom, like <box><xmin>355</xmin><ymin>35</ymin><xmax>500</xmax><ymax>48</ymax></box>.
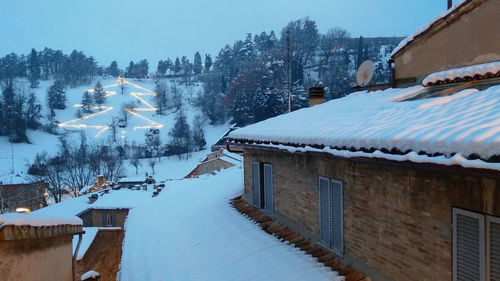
<box><xmin>118</xmin><ymin>167</ymin><xmax>338</xmax><ymax>281</ymax></box>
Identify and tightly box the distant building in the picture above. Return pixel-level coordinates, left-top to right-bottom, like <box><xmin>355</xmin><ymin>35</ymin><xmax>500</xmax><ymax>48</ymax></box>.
<box><xmin>185</xmin><ymin>149</ymin><xmax>241</xmax><ymax>178</ymax></box>
<box><xmin>390</xmin><ymin>0</ymin><xmax>500</xmax><ymax>87</ymax></box>
<box><xmin>117</xmin><ymin>177</ymin><xmax>146</xmax><ymax>189</ymax></box>
<box><xmin>0</xmin><ymin>175</ymin><xmax>47</xmax><ymax>213</ymax></box>
<box><xmin>77</xmin><ymin>208</ymin><xmax>130</xmax><ymax>228</ymax></box>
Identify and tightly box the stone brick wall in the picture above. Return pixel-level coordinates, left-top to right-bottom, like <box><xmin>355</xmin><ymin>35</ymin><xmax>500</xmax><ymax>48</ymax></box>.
<box><xmin>77</xmin><ymin>228</ymin><xmax>124</xmax><ymax>281</ymax></box>
<box><xmin>243</xmin><ymin>147</ymin><xmax>500</xmax><ymax>281</ymax></box>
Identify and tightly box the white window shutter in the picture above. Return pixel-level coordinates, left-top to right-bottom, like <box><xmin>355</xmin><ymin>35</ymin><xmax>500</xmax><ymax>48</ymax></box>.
<box><xmin>453</xmin><ymin>208</ymin><xmax>485</xmax><ymax>281</ymax></box>
<box><xmin>263</xmin><ymin>164</ymin><xmax>274</xmax><ymax>216</ymax></box>
<box><xmin>487</xmin><ymin>215</ymin><xmax>500</xmax><ymax>281</ymax></box>
<box><xmin>251</xmin><ymin>162</ymin><xmax>261</xmax><ymax>208</ymax></box>
<box><xmin>330</xmin><ymin>179</ymin><xmax>343</xmax><ymax>256</ymax></box>
<box><xmin>319</xmin><ymin>177</ymin><xmax>331</xmax><ymax>248</ymax></box>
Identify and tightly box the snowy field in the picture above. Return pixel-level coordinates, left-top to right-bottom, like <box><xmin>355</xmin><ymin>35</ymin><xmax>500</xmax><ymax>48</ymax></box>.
<box><xmin>0</xmin><ymin>77</ymin><xmax>229</xmax><ymax>181</ymax></box>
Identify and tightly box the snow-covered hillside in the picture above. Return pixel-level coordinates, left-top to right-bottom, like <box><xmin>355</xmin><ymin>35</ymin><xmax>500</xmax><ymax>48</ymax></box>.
<box><xmin>0</xmin><ymin>77</ymin><xmax>230</xmax><ymax>182</ymax></box>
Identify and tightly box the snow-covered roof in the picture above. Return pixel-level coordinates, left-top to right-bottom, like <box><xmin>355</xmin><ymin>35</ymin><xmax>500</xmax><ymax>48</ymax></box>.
<box><xmin>423</xmin><ymin>61</ymin><xmax>500</xmax><ymax>86</ymax></box>
<box><xmin>118</xmin><ymin>177</ymin><xmax>145</xmax><ymax>183</ymax></box>
<box><xmin>34</xmin><ymin>189</ymin><xmax>154</xmax><ymax>218</ymax></box>
<box><xmin>0</xmin><ymin>174</ymin><xmax>33</xmax><ymax>185</ymax></box>
<box><xmin>391</xmin><ymin>0</ymin><xmax>471</xmax><ymax>58</ymax></box>
<box><xmin>0</xmin><ymin>212</ymin><xmax>82</xmax><ymax>227</ymax></box>
<box><xmin>230</xmin><ymin>84</ymin><xmax>500</xmax><ymax>170</ymax></box>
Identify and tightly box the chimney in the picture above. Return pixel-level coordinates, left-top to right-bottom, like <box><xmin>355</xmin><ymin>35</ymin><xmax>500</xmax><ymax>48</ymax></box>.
<box><xmin>448</xmin><ymin>0</ymin><xmax>452</xmax><ymax>9</ymax></box>
<box><xmin>96</xmin><ymin>175</ymin><xmax>105</xmax><ymax>189</ymax></box>
<box><xmin>309</xmin><ymin>87</ymin><xmax>325</xmax><ymax>107</ymax></box>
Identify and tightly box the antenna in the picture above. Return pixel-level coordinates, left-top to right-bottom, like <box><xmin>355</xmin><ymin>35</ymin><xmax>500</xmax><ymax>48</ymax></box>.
<box><xmin>287</xmin><ymin>27</ymin><xmax>292</xmax><ymax>113</ymax></box>
<box><xmin>11</xmin><ymin>143</ymin><xmax>14</xmax><ymax>174</ymax></box>
<box><xmin>356</xmin><ymin>60</ymin><xmax>375</xmax><ymax>87</ymax></box>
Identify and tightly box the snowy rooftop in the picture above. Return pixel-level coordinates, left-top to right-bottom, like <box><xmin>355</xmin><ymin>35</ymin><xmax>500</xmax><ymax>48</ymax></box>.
<box><xmin>32</xmin><ymin>159</ymin><xmax>341</xmax><ymax>280</ymax></box>
<box><xmin>0</xmin><ymin>174</ymin><xmax>32</xmax><ymax>185</ymax></box>
<box><xmin>0</xmin><ymin>212</ymin><xmax>82</xmax><ymax>227</ymax></box>
<box><xmin>391</xmin><ymin>0</ymin><xmax>470</xmax><ymax>57</ymax></box>
<box><xmin>423</xmin><ymin>61</ymin><xmax>500</xmax><ymax>86</ymax></box>
<box><xmin>230</xmin><ymin>84</ymin><xmax>500</xmax><ymax>169</ymax></box>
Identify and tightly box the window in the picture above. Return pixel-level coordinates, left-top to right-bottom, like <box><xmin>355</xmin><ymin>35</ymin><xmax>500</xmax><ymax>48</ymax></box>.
<box><xmin>251</xmin><ymin>162</ymin><xmax>273</xmax><ymax>215</ymax></box>
<box><xmin>453</xmin><ymin>208</ymin><xmax>500</xmax><ymax>281</ymax></box>
<box><xmin>319</xmin><ymin>176</ymin><xmax>343</xmax><ymax>256</ymax></box>
<box><xmin>102</xmin><ymin>213</ymin><xmax>116</xmax><ymax>227</ymax></box>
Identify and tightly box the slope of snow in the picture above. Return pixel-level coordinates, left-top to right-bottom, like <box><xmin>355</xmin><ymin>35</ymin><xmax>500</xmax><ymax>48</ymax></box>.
<box><xmin>118</xmin><ymin>167</ymin><xmax>339</xmax><ymax>281</ymax></box>
<box><xmin>422</xmin><ymin>61</ymin><xmax>500</xmax><ymax>86</ymax></box>
<box><xmin>0</xmin><ymin>212</ymin><xmax>82</xmax><ymax>227</ymax></box>
<box><xmin>73</xmin><ymin>227</ymin><xmax>100</xmax><ymax>260</ymax></box>
<box><xmin>0</xmin><ymin>77</ymin><xmax>229</xmax><ymax>179</ymax></box>
<box><xmin>230</xmin><ymin>84</ymin><xmax>500</xmax><ymax>165</ymax></box>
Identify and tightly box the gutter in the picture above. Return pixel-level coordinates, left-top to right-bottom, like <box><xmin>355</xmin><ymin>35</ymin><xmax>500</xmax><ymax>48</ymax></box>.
<box><xmin>236</xmin><ymin>142</ymin><xmax>500</xmax><ymax>179</ymax></box>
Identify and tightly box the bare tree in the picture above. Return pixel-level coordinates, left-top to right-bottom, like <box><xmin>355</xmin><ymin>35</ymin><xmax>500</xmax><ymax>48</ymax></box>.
<box><xmin>148</xmin><ymin>159</ymin><xmax>156</xmax><ymax>175</ymax></box>
<box><xmin>130</xmin><ymin>148</ymin><xmax>142</xmax><ymax>175</ymax></box>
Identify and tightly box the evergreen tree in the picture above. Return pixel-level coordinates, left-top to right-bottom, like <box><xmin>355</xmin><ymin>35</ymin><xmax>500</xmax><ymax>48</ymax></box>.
<box><xmin>174</xmin><ymin>57</ymin><xmax>181</xmax><ymax>75</ymax></box>
<box><xmin>126</xmin><ymin>61</ymin><xmax>135</xmax><ymax>77</ymax></box>
<box><xmin>191</xmin><ymin>115</ymin><xmax>206</xmax><ymax>151</ymax></box>
<box><xmin>81</xmin><ymin>90</ymin><xmax>93</xmax><ymax>112</ymax></box>
<box><xmin>107</xmin><ymin>61</ymin><xmax>120</xmax><ymax>77</ymax></box>
<box><xmin>168</xmin><ymin>110</ymin><xmax>191</xmax><ymax>159</ymax></box>
<box><xmin>157</xmin><ymin>60</ymin><xmax>168</xmax><ymax>77</ymax></box>
<box><xmin>193</xmin><ymin>52</ymin><xmax>202</xmax><ymax>75</ymax></box>
<box><xmin>93</xmin><ymin>81</ymin><xmax>106</xmax><ymax>109</ymax></box>
<box><xmin>204</xmin><ymin>54</ymin><xmax>212</xmax><ymax>73</ymax></box>
<box><xmin>27</xmin><ymin>48</ymin><xmax>40</xmax><ymax>88</ymax></box>
<box><xmin>2</xmin><ymin>84</ymin><xmax>28</xmax><ymax>142</ymax></box>
<box><xmin>154</xmin><ymin>82</ymin><xmax>168</xmax><ymax>115</ymax></box>
<box><xmin>47</xmin><ymin>80</ymin><xmax>67</xmax><ymax>111</ymax></box>
<box><xmin>25</xmin><ymin>92</ymin><xmax>41</xmax><ymax>129</ymax></box>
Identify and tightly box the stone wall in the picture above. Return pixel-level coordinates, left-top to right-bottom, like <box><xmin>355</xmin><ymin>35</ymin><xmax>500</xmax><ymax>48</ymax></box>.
<box><xmin>243</xmin><ymin>147</ymin><xmax>500</xmax><ymax>281</ymax></box>
<box><xmin>77</xmin><ymin>228</ymin><xmax>124</xmax><ymax>281</ymax></box>
<box><xmin>0</xmin><ymin>235</ymin><xmax>74</xmax><ymax>281</ymax></box>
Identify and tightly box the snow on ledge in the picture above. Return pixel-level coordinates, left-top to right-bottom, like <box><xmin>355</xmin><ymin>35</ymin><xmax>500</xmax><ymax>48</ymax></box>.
<box><xmin>259</xmin><ymin>143</ymin><xmax>500</xmax><ymax>172</ymax></box>
<box><xmin>422</xmin><ymin>61</ymin><xmax>500</xmax><ymax>86</ymax></box>
<box><xmin>0</xmin><ymin>212</ymin><xmax>82</xmax><ymax>227</ymax></box>
<box><xmin>81</xmin><ymin>270</ymin><xmax>100</xmax><ymax>280</ymax></box>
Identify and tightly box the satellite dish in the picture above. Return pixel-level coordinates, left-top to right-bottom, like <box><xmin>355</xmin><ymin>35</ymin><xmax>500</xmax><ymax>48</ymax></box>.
<box><xmin>356</xmin><ymin>60</ymin><xmax>375</xmax><ymax>87</ymax></box>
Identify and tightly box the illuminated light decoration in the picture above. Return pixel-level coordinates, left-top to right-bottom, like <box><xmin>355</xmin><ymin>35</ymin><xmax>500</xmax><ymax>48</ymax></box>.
<box><xmin>16</xmin><ymin>207</ymin><xmax>31</xmax><ymax>213</ymax></box>
<box><xmin>58</xmin><ymin>77</ymin><xmax>162</xmax><ymax>137</ymax></box>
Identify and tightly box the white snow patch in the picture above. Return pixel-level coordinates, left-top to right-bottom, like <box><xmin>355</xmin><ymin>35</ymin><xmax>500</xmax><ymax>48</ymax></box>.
<box><xmin>0</xmin><ymin>212</ymin><xmax>82</xmax><ymax>227</ymax></box>
<box><xmin>230</xmin><ymin>84</ymin><xmax>500</xmax><ymax>165</ymax></box>
<box><xmin>73</xmin><ymin>227</ymin><xmax>100</xmax><ymax>260</ymax></box>
<box><xmin>422</xmin><ymin>61</ymin><xmax>500</xmax><ymax>86</ymax></box>
<box><xmin>81</xmin><ymin>270</ymin><xmax>100</xmax><ymax>280</ymax></box>
<box><xmin>118</xmin><ymin>167</ymin><xmax>339</xmax><ymax>281</ymax></box>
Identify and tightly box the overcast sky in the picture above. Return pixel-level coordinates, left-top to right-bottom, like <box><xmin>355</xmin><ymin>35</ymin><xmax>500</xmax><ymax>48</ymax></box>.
<box><xmin>0</xmin><ymin>0</ymin><xmax>451</xmax><ymax>68</ymax></box>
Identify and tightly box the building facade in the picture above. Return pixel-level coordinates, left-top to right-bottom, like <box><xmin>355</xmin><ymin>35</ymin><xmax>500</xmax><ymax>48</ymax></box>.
<box><xmin>391</xmin><ymin>0</ymin><xmax>500</xmax><ymax>87</ymax></box>
<box><xmin>241</xmin><ymin>146</ymin><xmax>500</xmax><ymax>281</ymax></box>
